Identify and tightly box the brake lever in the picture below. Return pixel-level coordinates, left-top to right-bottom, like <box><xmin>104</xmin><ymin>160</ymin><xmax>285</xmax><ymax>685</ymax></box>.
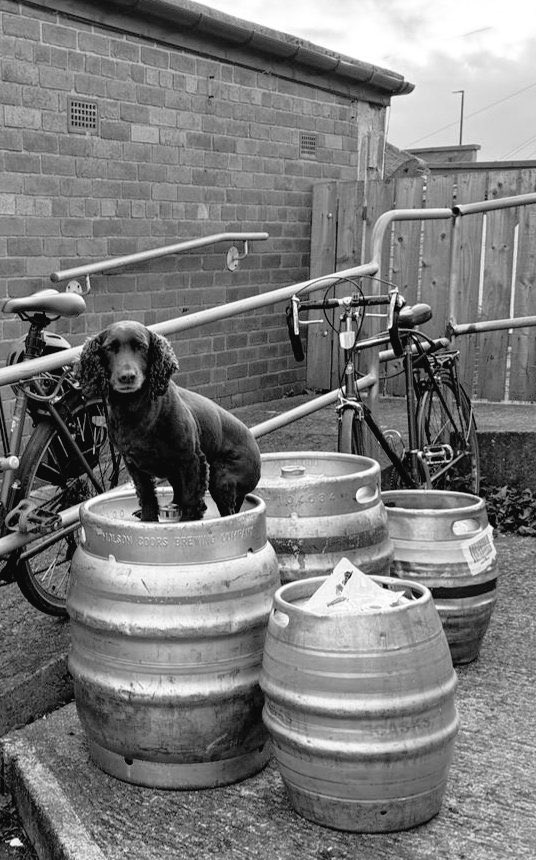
<box><xmin>285</xmin><ymin>299</ymin><xmax>305</xmax><ymax>362</ymax></box>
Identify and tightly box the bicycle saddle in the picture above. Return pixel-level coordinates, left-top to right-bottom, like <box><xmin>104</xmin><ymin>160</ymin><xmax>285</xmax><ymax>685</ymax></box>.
<box><xmin>2</xmin><ymin>288</ymin><xmax>86</xmax><ymax>318</ymax></box>
<box><xmin>398</xmin><ymin>303</ymin><xmax>432</xmax><ymax>328</ymax></box>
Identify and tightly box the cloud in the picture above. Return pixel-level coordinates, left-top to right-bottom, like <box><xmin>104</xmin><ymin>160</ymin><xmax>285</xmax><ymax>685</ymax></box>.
<box><xmin>389</xmin><ymin>37</ymin><xmax>536</xmax><ymax>158</ymax></box>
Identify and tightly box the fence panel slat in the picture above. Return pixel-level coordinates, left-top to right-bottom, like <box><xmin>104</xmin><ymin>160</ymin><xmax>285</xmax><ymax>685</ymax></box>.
<box><xmin>362</xmin><ymin>179</ymin><xmax>396</xmax><ymax>280</ymax></box>
<box><xmin>383</xmin><ymin>177</ymin><xmax>425</xmax><ymax>395</ymax></box>
<box><xmin>510</xmin><ymin>170</ymin><xmax>536</xmax><ymax>401</ymax></box>
<box><xmin>419</xmin><ymin>174</ymin><xmax>456</xmax><ymax>338</ymax></box>
<box><xmin>390</xmin><ymin>175</ymin><xmax>425</xmax><ymax>301</ymax></box>
<box><xmin>452</xmin><ymin>171</ymin><xmax>488</xmax><ymax>394</ymax></box>
<box><xmin>336</xmin><ymin>181</ymin><xmax>364</xmax><ymax>270</ymax></box>
<box><xmin>478</xmin><ymin>170</ymin><xmax>521</xmax><ymax>400</ymax></box>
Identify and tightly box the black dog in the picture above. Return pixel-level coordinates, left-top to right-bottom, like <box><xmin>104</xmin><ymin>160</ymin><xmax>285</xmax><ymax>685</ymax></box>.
<box><xmin>78</xmin><ymin>321</ymin><xmax>261</xmax><ymax>522</ymax></box>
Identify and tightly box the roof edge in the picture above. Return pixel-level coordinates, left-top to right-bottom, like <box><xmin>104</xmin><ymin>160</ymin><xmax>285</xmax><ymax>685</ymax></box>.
<box><xmin>107</xmin><ymin>0</ymin><xmax>414</xmax><ymax>96</ymax></box>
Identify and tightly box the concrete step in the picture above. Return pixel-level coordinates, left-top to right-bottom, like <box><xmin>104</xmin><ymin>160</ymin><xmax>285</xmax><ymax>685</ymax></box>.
<box><xmin>1</xmin><ymin>534</ymin><xmax>535</xmax><ymax>860</ymax></box>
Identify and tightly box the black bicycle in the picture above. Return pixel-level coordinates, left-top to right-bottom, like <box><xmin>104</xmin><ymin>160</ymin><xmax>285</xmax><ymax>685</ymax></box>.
<box><xmin>0</xmin><ymin>288</ymin><xmax>123</xmax><ymax>616</ymax></box>
<box><xmin>286</xmin><ymin>280</ymin><xmax>479</xmax><ymax>494</ymax></box>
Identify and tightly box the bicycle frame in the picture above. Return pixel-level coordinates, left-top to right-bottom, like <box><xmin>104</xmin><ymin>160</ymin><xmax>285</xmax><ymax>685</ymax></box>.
<box><xmin>0</xmin><ymin>336</ymin><xmax>116</xmax><ymax>581</ymax></box>
<box><xmin>337</xmin><ymin>321</ymin><xmax>418</xmax><ymax>488</ymax></box>
<box><xmin>290</xmin><ymin>288</ymin><xmax>475</xmax><ymax>491</ymax></box>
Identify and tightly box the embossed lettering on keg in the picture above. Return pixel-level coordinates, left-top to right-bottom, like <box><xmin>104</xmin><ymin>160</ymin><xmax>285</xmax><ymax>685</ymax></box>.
<box><xmin>382</xmin><ymin>489</ymin><xmax>498</xmax><ymax>665</ymax></box>
<box><xmin>67</xmin><ymin>489</ymin><xmax>280</xmax><ymax>789</ymax></box>
<box><xmin>255</xmin><ymin>452</ymin><xmax>393</xmax><ymax>582</ymax></box>
<box><xmin>260</xmin><ymin>575</ymin><xmax>459</xmax><ymax>833</ymax></box>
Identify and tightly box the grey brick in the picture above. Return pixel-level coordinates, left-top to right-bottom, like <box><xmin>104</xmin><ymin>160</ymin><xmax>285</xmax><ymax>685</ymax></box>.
<box><xmin>110</xmin><ymin>39</ymin><xmax>140</xmax><ymax>63</ymax></box>
<box><xmin>78</xmin><ymin>32</ymin><xmax>109</xmax><ymax>56</ymax></box>
<box><xmin>141</xmin><ymin>46</ymin><xmax>169</xmax><ymax>69</ymax></box>
<box><xmin>74</xmin><ymin>73</ymin><xmax>106</xmax><ymax>97</ymax></box>
<box><xmin>2</xmin><ymin>13</ymin><xmax>40</xmax><ymax>40</ymax></box>
<box><xmin>42</xmin><ymin>23</ymin><xmax>77</xmax><ymax>49</ymax></box>
<box><xmin>0</xmin><ymin>128</ymin><xmax>22</xmax><ymax>150</ymax></box>
<box><xmin>4</xmin><ymin>152</ymin><xmax>40</xmax><ymax>173</ymax></box>
<box><xmin>7</xmin><ymin>237</ymin><xmax>43</xmax><ymax>256</ymax></box>
<box><xmin>22</xmin><ymin>130</ymin><xmax>58</xmax><ymax>153</ymax></box>
<box><xmin>39</xmin><ymin>66</ymin><xmax>71</xmax><ymax>90</ymax></box>
<box><xmin>2</xmin><ymin>59</ymin><xmax>38</xmax><ymax>85</ymax></box>
<box><xmin>22</xmin><ymin>86</ymin><xmax>58</xmax><ymax>110</ymax></box>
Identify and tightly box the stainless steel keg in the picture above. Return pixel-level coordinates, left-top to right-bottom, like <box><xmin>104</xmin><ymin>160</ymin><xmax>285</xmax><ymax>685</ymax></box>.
<box><xmin>255</xmin><ymin>452</ymin><xmax>393</xmax><ymax>582</ymax></box>
<box><xmin>383</xmin><ymin>489</ymin><xmax>498</xmax><ymax>664</ymax></box>
<box><xmin>67</xmin><ymin>489</ymin><xmax>279</xmax><ymax>789</ymax></box>
<box><xmin>260</xmin><ymin>574</ymin><xmax>459</xmax><ymax>832</ymax></box>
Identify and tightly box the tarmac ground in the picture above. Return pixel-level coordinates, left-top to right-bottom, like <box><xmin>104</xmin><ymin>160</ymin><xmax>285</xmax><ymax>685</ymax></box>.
<box><xmin>0</xmin><ymin>394</ymin><xmax>535</xmax><ymax>859</ymax></box>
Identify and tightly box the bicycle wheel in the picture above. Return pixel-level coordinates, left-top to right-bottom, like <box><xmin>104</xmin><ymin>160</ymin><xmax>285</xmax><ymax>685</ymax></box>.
<box><xmin>12</xmin><ymin>395</ymin><xmax>123</xmax><ymax>616</ymax></box>
<box><xmin>337</xmin><ymin>406</ymin><xmax>365</xmax><ymax>455</ymax></box>
<box><xmin>416</xmin><ymin>373</ymin><xmax>480</xmax><ymax>495</ymax></box>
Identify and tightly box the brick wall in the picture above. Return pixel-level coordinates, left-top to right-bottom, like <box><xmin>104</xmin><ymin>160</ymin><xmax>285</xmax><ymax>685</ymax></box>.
<box><xmin>0</xmin><ymin>0</ymin><xmax>390</xmax><ymax>407</ymax></box>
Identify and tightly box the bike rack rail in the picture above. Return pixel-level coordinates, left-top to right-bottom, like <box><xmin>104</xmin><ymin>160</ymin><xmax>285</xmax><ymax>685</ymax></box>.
<box><xmin>2</xmin><ymin>193</ymin><xmax>536</xmax><ymax>559</ymax></box>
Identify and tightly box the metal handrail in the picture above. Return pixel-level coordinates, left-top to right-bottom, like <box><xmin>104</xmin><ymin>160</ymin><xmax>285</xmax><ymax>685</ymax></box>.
<box><xmin>50</xmin><ymin>232</ymin><xmax>269</xmax><ymax>283</ymax></box>
<box><xmin>3</xmin><ymin>191</ymin><xmax>536</xmax><ymax>560</ymax></box>
<box><xmin>453</xmin><ymin>191</ymin><xmax>536</xmax><ymax>217</ymax></box>
<box><xmin>0</xmin><ymin>261</ymin><xmax>379</xmax><ymax>388</ymax></box>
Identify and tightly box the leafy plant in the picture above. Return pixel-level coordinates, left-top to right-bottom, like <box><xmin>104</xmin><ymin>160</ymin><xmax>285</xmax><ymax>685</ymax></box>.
<box><xmin>481</xmin><ymin>483</ymin><xmax>536</xmax><ymax>536</ymax></box>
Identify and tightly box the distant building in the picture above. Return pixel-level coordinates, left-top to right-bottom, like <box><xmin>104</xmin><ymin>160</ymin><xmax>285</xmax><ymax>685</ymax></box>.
<box><xmin>384</xmin><ymin>142</ymin><xmax>428</xmax><ymax>178</ymax></box>
<box><xmin>408</xmin><ymin>145</ymin><xmax>481</xmax><ymax>164</ymax></box>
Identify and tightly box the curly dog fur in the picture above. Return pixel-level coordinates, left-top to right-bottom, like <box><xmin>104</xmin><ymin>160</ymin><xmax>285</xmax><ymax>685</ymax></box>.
<box><xmin>78</xmin><ymin>320</ymin><xmax>261</xmax><ymax>522</ymax></box>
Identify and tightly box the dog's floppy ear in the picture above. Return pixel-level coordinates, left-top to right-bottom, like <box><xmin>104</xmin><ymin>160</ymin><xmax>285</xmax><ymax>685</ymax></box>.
<box><xmin>77</xmin><ymin>331</ymin><xmax>108</xmax><ymax>397</ymax></box>
<box><xmin>147</xmin><ymin>331</ymin><xmax>179</xmax><ymax>398</ymax></box>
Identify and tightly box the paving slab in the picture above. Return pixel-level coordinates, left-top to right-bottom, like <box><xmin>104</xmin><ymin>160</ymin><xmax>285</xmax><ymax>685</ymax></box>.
<box><xmin>1</xmin><ymin>534</ymin><xmax>535</xmax><ymax>860</ymax></box>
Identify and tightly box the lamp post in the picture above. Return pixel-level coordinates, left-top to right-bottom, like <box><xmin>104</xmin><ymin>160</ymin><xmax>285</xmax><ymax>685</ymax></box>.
<box><xmin>452</xmin><ymin>89</ymin><xmax>465</xmax><ymax>146</ymax></box>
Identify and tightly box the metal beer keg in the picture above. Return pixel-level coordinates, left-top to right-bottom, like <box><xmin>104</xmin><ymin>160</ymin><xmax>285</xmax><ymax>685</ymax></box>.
<box><xmin>255</xmin><ymin>452</ymin><xmax>393</xmax><ymax>582</ymax></box>
<box><xmin>260</xmin><ymin>575</ymin><xmax>459</xmax><ymax>832</ymax></box>
<box><xmin>67</xmin><ymin>489</ymin><xmax>279</xmax><ymax>789</ymax></box>
<box><xmin>383</xmin><ymin>489</ymin><xmax>498</xmax><ymax>664</ymax></box>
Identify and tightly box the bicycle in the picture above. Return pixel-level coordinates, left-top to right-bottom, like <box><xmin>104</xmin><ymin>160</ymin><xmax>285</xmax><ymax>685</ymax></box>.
<box><xmin>286</xmin><ymin>279</ymin><xmax>479</xmax><ymax>495</ymax></box>
<box><xmin>0</xmin><ymin>288</ymin><xmax>123</xmax><ymax>616</ymax></box>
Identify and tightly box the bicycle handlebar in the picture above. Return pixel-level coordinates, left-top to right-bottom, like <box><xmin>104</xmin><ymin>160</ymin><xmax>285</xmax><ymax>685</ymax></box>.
<box><xmin>293</xmin><ymin>294</ymin><xmax>392</xmax><ymax>312</ymax></box>
<box><xmin>286</xmin><ymin>290</ymin><xmax>433</xmax><ymax>361</ymax></box>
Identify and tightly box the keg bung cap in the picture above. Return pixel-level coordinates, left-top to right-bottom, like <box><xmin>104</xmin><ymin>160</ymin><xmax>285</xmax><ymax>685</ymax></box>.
<box><xmin>158</xmin><ymin>503</ymin><xmax>182</xmax><ymax>523</ymax></box>
<box><xmin>281</xmin><ymin>465</ymin><xmax>306</xmax><ymax>479</ymax></box>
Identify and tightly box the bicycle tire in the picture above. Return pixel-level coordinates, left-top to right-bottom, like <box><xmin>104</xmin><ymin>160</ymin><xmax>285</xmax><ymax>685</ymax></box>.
<box><xmin>416</xmin><ymin>373</ymin><xmax>480</xmax><ymax>495</ymax></box>
<box><xmin>337</xmin><ymin>406</ymin><xmax>365</xmax><ymax>456</ymax></box>
<box><xmin>12</xmin><ymin>395</ymin><xmax>123</xmax><ymax>616</ymax></box>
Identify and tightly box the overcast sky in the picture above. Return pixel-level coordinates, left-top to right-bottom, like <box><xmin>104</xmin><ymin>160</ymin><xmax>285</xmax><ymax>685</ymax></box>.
<box><xmin>204</xmin><ymin>0</ymin><xmax>536</xmax><ymax>161</ymax></box>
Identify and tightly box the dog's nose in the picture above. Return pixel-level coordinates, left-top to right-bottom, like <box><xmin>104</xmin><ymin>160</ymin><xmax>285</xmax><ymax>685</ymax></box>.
<box><xmin>118</xmin><ymin>369</ymin><xmax>137</xmax><ymax>384</ymax></box>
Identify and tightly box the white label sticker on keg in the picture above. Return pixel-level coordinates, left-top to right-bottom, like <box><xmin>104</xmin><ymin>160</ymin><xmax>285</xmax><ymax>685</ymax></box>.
<box><xmin>460</xmin><ymin>525</ymin><xmax>496</xmax><ymax>575</ymax></box>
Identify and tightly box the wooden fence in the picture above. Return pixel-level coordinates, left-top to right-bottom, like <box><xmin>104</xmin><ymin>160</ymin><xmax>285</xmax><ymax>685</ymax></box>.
<box><xmin>308</xmin><ymin>167</ymin><xmax>536</xmax><ymax>402</ymax></box>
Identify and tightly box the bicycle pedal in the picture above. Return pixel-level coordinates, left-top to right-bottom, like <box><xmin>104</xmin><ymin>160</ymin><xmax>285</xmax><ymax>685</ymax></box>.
<box><xmin>5</xmin><ymin>499</ymin><xmax>62</xmax><ymax>534</ymax></box>
<box><xmin>422</xmin><ymin>444</ymin><xmax>454</xmax><ymax>465</ymax></box>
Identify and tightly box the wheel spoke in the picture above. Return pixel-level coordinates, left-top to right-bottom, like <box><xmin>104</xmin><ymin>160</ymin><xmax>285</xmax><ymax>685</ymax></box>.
<box><xmin>12</xmin><ymin>398</ymin><xmax>123</xmax><ymax>616</ymax></box>
<box><xmin>417</xmin><ymin>372</ymin><xmax>479</xmax><ymax>494</ymax></box>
